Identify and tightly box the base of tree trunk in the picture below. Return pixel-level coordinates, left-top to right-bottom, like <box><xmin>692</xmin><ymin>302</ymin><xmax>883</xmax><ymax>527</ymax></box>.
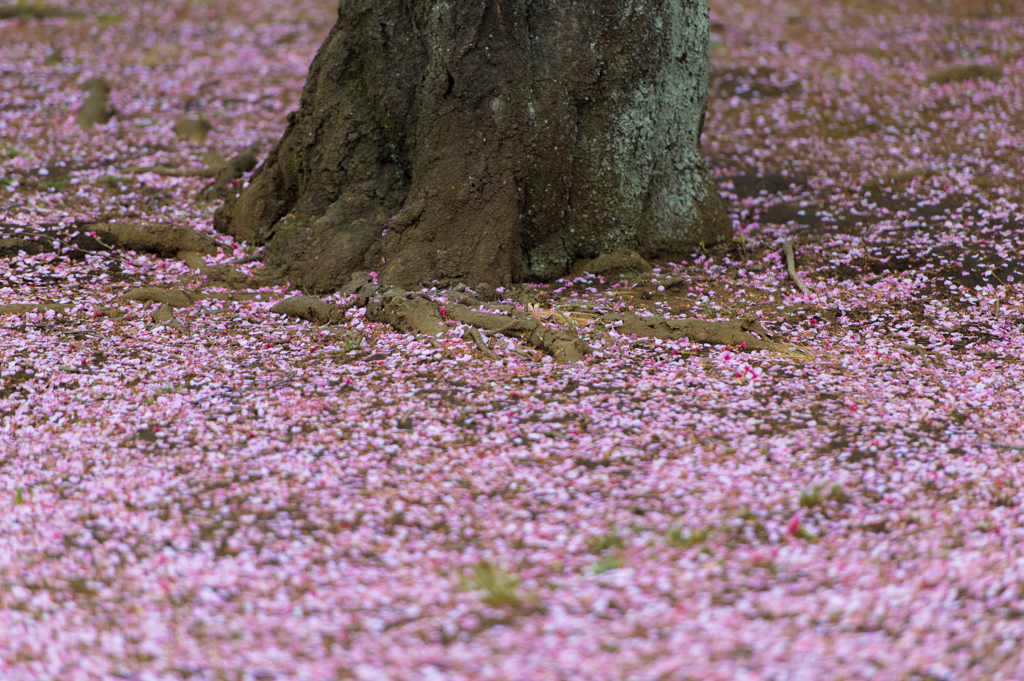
<box><xmin>214</xmin><ymin>0</ymin><xmax>729</xmax><ymax>293</ymax></box>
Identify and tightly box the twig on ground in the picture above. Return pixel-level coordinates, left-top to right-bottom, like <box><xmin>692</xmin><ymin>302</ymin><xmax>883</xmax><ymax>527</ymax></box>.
<box><xmin>982</xmin><ymin>442</ymin><xmax>1024</xmax><ymax>451</ymax></box>
<box><xmin>783</xmin><ymin>240</ymin><xmax>812</xmax><ymax>295</ymax></box>
<box><xmin>397</xmin><ymin>409</ymin><xmax>416</xmax><ymax>430</ymax></box>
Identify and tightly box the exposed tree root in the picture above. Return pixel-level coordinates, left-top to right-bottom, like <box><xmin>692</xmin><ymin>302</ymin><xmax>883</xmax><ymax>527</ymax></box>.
<box><xmin>125</xmin><ymin>288</ymin><xmax>194</xmax><ymax>308</ymax></box>
<box><xmin>125</xmin><ymin>165</ymin><xmax>217</xmax><ymax>178</ymax></box>
<box><xmin>569</xmin><ymin>250</ymin><xmax>653</xmax><ymax>279</ymax></box>
<box><xmin>225</xmin><ymin>253</ymin><xmax>263</xmax><ymax>266</ymax></box>
<box><xmin>1</xmin><ymin>237</ymin><xmax>52</xmax><ymax>257</ymax></box>
<box><xmin>77</xmin><ymin>78</ymin><xmax>113</xmax><ymax>128</ymax></box>
<box><xmin>124</xmin><ymin>286</ymin><xmax>265</xmax><ymax>308</ymax></box>
<box><xmin>151</xmin><ymin>303</ymin><xmax>185</xmax><ymax>333</ymax></box>
<box><xmin>199</xmin><ymin>152</ymin><xmax>259</xmax><ymax>200</ymax></box>
<box><xmin>366</xmin><ymin>292</ymin><xmax>447</xmax><ymax>336</ymax></box>
<box><xmin>0</xmin><ymin>224</ymin><xmax>111</xmax><ymax>258</ymax></box>
<box><xmin>0</xmin><ymin>6</ymin><xmax>85</xmax><ymax>20</ymax></box>
<box><xmin>897</xmin><ymin>343</ymin><xmax>928</xmax><ymax>356</ymax></box>
<box><xmin>260</xmin><ymin>290</ymin><xmax>785</xmax><ymax>361</ymax></box>
<box><xmin>466</xmin><ymin>326</ymin><xmax>499</xmax><ymax>360</ymax></box>
<box><xmin>126</xmin><ymin>152</ymin><xmax>258</xmax><ymax>200</ymax></box>
<box><xmin>0</xmin><ymin>303</ymin><xmax>128</xmax><ymax>322</ymax></box>
<box><xmin>172</xmin><ymin>118</ymin><xmax>212</xmax><ymax>143</ymax></box>
<box><xmin>445</xmin><ymin>305</ymin><xmax>592</xmax><ymax>362</ymax></box>
<box><xmin>273</xmin><ymin>288</ymin><xmax>589</xmax><ymax>360</ymax></box>
<box><xmin>926</xmin><ymin>64</ymin><xmax>1002</xmax><ymax>85</ymax></box>
<box><xmin>176</xmin><ymin>251</ymin><xmax>261</xmax><ymax>289</ymax></box>
<box><xmin>95</xmin><ymin>307</ymin><xmax>125</xmax><ymax>320</ymax></box>
<box><xmin>270</xmin><ymin>295</ymin><xmax>352</xmax><ymax>325</ymax></box>
<box><xmin>90</xmin><ymin>223</ymin><xmax>223</xmax><ymax>257</ymax></box>
<box><xmin>0</xmin><ymin>303</ymin><xmax>73</xmax><ymax>315</ymax></box>
<box><xmin>602</xmin><ymin>314</ymin><xmax>779</xmax><ymax>351</ymax></box>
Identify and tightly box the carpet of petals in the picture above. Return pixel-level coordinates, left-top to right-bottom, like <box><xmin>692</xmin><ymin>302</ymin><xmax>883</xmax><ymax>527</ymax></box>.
<box><xmin>2</xmin><ymin>0</ymin><xmax>1024</xmax><ymax>679</ymax></box>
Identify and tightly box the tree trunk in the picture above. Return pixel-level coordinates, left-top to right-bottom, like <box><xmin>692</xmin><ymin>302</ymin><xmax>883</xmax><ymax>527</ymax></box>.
<box><xmin>214</xmin><ymin>0</ymin><xmax>729</xmax><ymax>292</ymax></box>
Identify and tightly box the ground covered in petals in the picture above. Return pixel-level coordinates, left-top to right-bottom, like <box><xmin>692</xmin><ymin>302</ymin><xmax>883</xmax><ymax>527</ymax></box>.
<box><xmin>3</xmin><ymin>0</ymin><xmax>1024</xmax><ymax>679</ymax></box>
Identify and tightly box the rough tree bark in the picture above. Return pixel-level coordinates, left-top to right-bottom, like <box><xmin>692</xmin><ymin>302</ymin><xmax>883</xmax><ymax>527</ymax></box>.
<box><xmin>214</xmin><ymin>0</ymin><xmax>730</xmax><ymax>292</ymax></box>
